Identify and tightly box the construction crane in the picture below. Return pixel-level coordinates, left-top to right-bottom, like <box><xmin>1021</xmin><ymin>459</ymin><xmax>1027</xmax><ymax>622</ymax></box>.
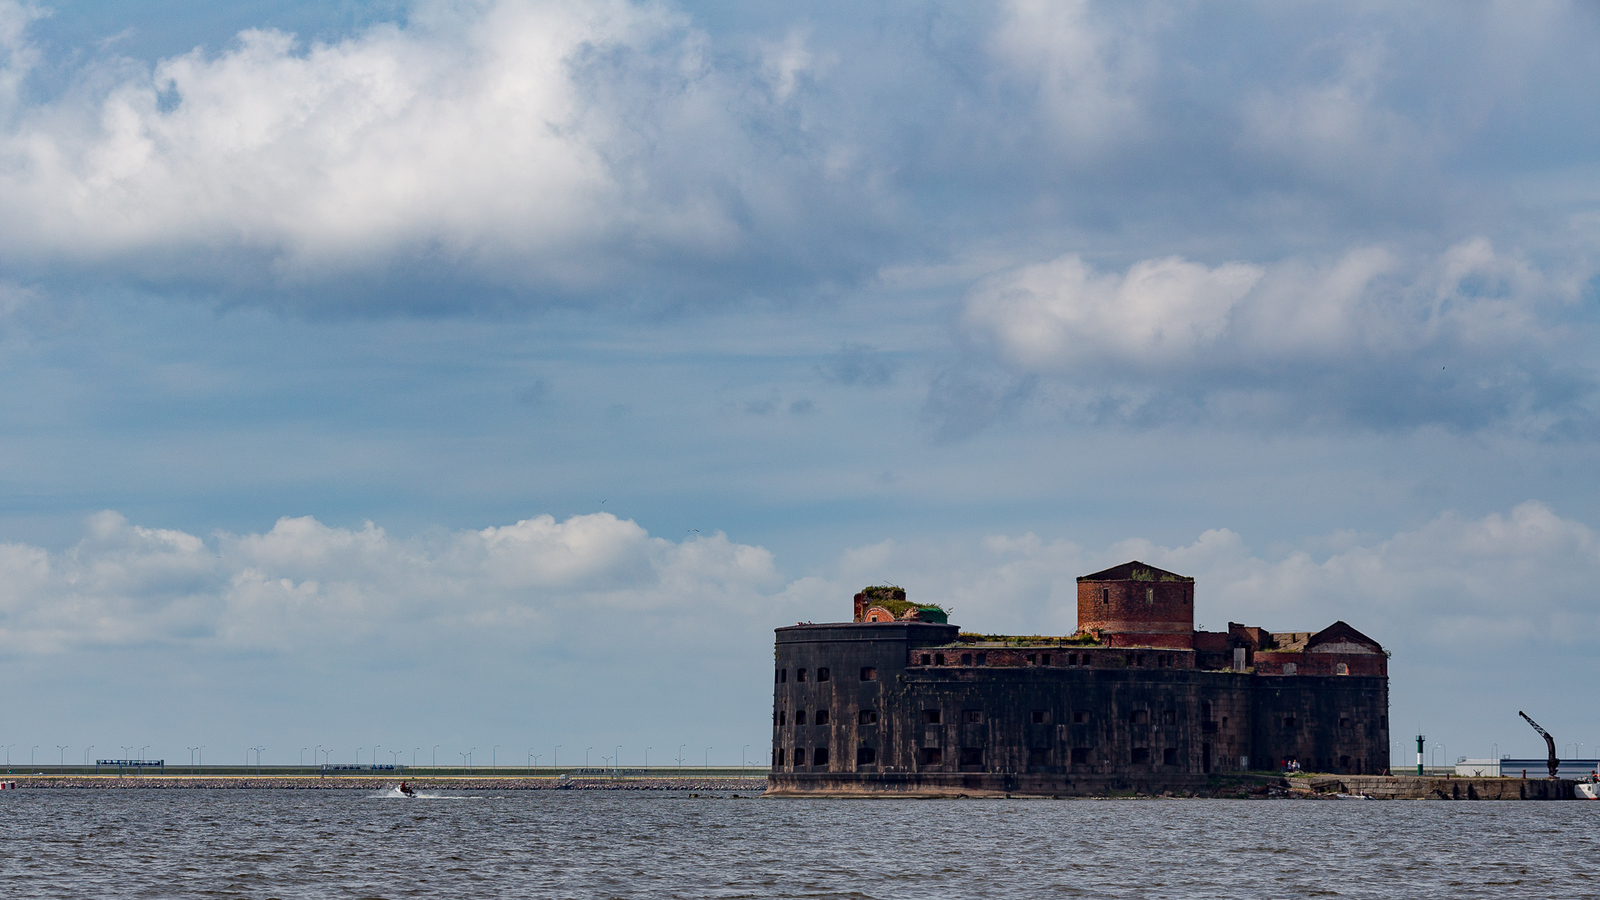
<box><xmin>1518</xmin><ymin>711</ymin><xmax>1559</xmax><ymax>779</ymax></box>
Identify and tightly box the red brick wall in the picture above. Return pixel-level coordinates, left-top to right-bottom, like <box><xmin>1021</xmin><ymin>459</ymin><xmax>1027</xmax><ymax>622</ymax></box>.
<box><xmin>1077</xmin><ymin>579</ymin><xmax>1194</xmax><ymax>640</ymax></box>
<box><xmin>1254</xmin><ymin>650</ymin><xmax>1387</xmax><ymax>677</ymax></box>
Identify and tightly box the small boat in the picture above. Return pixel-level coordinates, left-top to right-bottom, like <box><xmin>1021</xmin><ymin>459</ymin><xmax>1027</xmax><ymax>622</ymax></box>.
<box><xmin>1576</xmin><ymin>776</ymin><xmax>1599</xmax><ymax>800</ymax></box>
<box><xmin>1334</xmin><ymin>792</ymin><xmax>1374</xmax><ymax>800</ymax></box>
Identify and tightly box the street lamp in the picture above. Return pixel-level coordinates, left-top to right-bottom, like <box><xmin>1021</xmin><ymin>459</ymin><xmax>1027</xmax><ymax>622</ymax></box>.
<box><xmin>742</xmin><ymin>744</ymin><xmax>749</xmax><ymax>778</ymax></box>
<box><xmin>84</xmin><ymin>746</ymin><xmax>93</xmax><ymax>767</ymax></box>
<box><xmin>493</xmin><ymin>746</ymin><xmax>500</xmax><ymax>773</ymax></box>
<box><xmin>705</xmin><ymin>746</ymin><xmax>712</xmax><ymax>768</ymax></box>
<box><xmin>678</xmin><ymin>745</ymin><xmax>685</xmax><ymax>776</ymax></box>
<box><xmin>615</xmin><ymin>745</ymin><xmax>621</xmax><ymax>775</ymax></box>
<box><xmin>433</xmin><ymin>745</ymin><xmax>440</xmax><ymax>776</ymax></box>
<box><xmin>468</xmin><ymin>748</ymin><xmax>475</xmax><ymax>772</ymax></box>
<box><xmin>300</xmin><ymin>748</ymin><xmax>307</xmax><ymax>767</ymax></box>
<box><xmin>57</xmin><ymin>745</ymin><xmax>68</xmax><ymax>768</ymax></box>
<box><xmin>586</xmin><ymin>747</ymin><xmax>593</xmax><ymax>767</ymax></box>
<box><xmin>646</xmin><ymin>747</ymin><xmax>652</xmax><ymax>770</ymax></box>
<box><xmin>374</xmin><ymin>745</ymin><xmax>381</xmax><ymax>768</ymax></box>
<box><xmin>188</xmin><ymin>747</ymin><xmax>200</xmax><ymax>774</ymax></box>
<box><xmin>555</xmin><ymin>745</ymin><xmax>561</xmax><ymax>769</ymax></box>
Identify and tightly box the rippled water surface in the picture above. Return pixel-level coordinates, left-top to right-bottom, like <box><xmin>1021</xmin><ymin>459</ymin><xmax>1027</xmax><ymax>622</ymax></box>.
<box><xmin>2</xmin><ymin>789</ymin><xmax>1597</xmax><ymax>898</ymax></box>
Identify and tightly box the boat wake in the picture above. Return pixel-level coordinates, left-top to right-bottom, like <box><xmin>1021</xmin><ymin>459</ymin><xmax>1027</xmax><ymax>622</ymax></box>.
<box><xmin>374</xmin><ymin>785</ymin><xmax>458</xmax><ymax>800</ymax></box>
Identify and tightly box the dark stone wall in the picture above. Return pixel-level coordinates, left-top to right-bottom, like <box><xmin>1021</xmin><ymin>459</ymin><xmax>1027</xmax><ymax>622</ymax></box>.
<box><xmin>772</xmin><ymin>623</ymin><xmax>1389</xmax><ymax>795</ymax></box>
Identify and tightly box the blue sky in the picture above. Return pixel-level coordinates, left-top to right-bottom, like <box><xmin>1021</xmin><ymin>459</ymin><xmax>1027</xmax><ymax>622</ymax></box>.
<box><xmin>2</xmin><ymin>0</ymin><xmax>1599</xmax><ymax>770</ymax></box>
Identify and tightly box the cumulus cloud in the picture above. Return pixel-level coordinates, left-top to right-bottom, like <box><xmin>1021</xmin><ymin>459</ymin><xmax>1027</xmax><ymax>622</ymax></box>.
<box><xmin>0</xmin><ymin>0</ymin><xmax>889</xmax><ymax>307</ymax></box>
<box><xmin>0</xmin><ymin>510</ymin><xmax>785</xmax><ymax>655</ymax></box>
<box><xmin>958</xmin><ymin>240</ymin><xmax>1590</xmax><ymax>431</ymax></box>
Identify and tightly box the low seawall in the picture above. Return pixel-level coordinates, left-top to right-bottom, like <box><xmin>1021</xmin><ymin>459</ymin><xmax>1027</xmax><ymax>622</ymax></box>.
<box><xmin>1303</xmin><ymin>775</ymin><xmax>1574</xmax><ymax>800</ymax></box>
<box><xmin>0</xmin><ymin>776</ymin><xmax>770</xmax><ymax>792</ymax></box>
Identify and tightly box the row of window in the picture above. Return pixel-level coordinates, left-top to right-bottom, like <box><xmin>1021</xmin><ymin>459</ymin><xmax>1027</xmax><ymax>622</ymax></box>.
<box><xmin>776</xmin><ymin>667</ymin><xmax>877</xmax><ymax>683</ymax></box>
<box><xmin>914</xmin><ymin>652</ymin><xmax>1178</xmax><ymax>668</ymax></box>
<box><xmin>774</xmin><ymin>707</ymin><xmax>1194</xmax><ymax>727</ymax></box>
<box><xmin>772</xmin><ymin>746</ymin><xmax>1184</xmax><ymax>768</ymax></box>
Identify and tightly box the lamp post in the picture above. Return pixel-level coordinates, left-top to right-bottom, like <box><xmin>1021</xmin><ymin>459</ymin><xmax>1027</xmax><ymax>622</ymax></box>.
<box><xmin>615</xmin><ymin>745</ymin><xmax>621</xmax><ymax>776</ymax></box>
<box><xmin>493</xmin><ymin>745</ymin><xmax>499</xmax><ymax>773</ymax></box>
<box><xmin>705</xmin><ymin>746</ymin><xmax>712</xmax><ymax>768</ymax></box>
<box><xmin>84</xmin><ymin>746</ymin><xmax>93</xmax><ymax>768</ymax></box>
<box><xmin>188</xmin><ymin>747</ymin><xmax>199</xmax><ymax>775</ymax></box>
<box><xmin>468</xmin><ymin>748</ymin><xmax>475</xmax><ymax>772</ymax></box>
<box><xmin>433</xmin><ymin>745</ymin><xmax>440</xmax><ymax>776</ymax></box>
<box><xmin>315</xmin><ymin>745</ymin><xmax>321</xmax><ymax>772</ymax></box>
<box><xmin>555</xmin><ymin>745</ymin><xmax>561</xmax><ymax>769</ymax></box>
<box><xmin>678</xmin><ymin>745</ymin><xmax>685</xmax><ymax>776</ymax></box>
<box><xmin>646</xmin><ymin>747</ymin><xmax>652</xmax><ymax>771</ymax></box>
<box><xmin>57</xmin><ymin>745</ymin><xmax>68</xmax><ymax>768</ymax></box>
<box><xmin>374</xmin><ymin>745</ymin><xmax>381</xmax><ymax>769</ymax></box>
<box><xmin>31</xmin><ymin>746</ymin><xmax>38</xmax><ymax>767</ymax></box>
<box><xmin>300</xmin><ymin>748</ymin><xmax>307</xmax><ymax>767</ymax></box>
<box><xmin>586</xmin><ymin>747</ymin><xmax>592</xmax><ymax>767</ymax></box>
<box><xmin>358</xmin><ymin>747</ymin><xmax>363</xmax><ymax>767</ymax></box>
<box><xmin>742</xmin><ymin>744</ymin><xmax>749</xmax><ymax>778</ymax></box>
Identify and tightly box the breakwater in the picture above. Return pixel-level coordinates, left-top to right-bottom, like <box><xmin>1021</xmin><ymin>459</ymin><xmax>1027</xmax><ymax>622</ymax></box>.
<box><xmin>1301</xmin><ymin>774</ymin><xmax>1574</xmax><ymax>800</ymax></box>
<box><xmin>4</xmin><ymin>775</ymin><xmax>771</xmax><ymax>791</ymax></box>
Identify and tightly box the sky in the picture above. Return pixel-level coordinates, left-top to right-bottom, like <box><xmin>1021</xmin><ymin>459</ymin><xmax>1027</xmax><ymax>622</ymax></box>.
<box><xmin>1</xmin><ymin>0</ymin><xmax>1599</xmax><ymax>770</ymax></box>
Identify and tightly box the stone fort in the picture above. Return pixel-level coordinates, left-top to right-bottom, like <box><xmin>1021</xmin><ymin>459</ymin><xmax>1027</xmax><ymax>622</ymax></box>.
<box><xmin>768</xmin><ymin>561</ymin><xmax>1389</xmax><ymax>796</ymax></box>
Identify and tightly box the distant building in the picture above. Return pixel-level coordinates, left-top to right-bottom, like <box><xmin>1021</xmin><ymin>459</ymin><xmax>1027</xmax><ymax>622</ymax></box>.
<box><xmin>769</xmin><ymin>561</ymin><xmax>1390</xmax><ymax>796</ymax></box>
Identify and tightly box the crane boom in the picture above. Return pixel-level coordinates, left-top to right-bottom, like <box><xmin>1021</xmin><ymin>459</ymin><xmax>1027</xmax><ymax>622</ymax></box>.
<box><xmin>1518</xmin><ymin>710</ymin><xmax>1559</xmax><ymax>779</ymax></box>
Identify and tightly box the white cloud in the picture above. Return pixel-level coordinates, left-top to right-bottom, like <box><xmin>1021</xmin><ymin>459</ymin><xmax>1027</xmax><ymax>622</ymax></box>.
<box><xmin>962</xmin><ymin>240</ymin><xmax>1578</xmax><ymax>394</ymax></box>
<box><xmin>0</xmin><ymin>0</ymin><xmax>868</xmax><ymax>300</ymax></box>
<box><xmin>989</xmin><ymin>0</ymin><xmax>1147</xmax><ymax>153</ymax></box>
<box><xmin>0</xmin><ymin>510</ymin><xmax>785</xmax><ymax>655</ymax></box>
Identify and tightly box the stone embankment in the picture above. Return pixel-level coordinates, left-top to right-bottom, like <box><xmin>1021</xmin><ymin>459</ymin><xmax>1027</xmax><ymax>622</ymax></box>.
<box><xmin>1300</xmin><ymin>775</ymin><xmax>1574</xmax><ymax>800</ymax></box>
<box><xmin>4</xmin><ymin>776</ymin><xmax>771</xmax><ymax>791</ymax></box>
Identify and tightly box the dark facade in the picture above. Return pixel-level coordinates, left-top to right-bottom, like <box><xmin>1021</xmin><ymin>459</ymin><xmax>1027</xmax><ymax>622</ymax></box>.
<box><xmin>769</xmin><ymin>561</ymin><xmax>1389</xmax><ymax>796</ymax></box>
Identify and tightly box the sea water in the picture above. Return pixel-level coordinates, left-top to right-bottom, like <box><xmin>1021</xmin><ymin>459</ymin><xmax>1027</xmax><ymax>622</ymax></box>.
<box><xmin>0</xmin><ymin>789</ymin><xmax>1595</xmax><ymax>898</ymax></box>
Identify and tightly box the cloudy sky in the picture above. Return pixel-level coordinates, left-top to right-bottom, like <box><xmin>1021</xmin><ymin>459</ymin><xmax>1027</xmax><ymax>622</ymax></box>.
<box><xmin>2</xmin><ymin>0</ymin><xmax>1598</xmax><ymax>769</ymax></box>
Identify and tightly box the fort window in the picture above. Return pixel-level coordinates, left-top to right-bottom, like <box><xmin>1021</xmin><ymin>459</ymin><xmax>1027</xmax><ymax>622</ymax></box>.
<box><xmin>860</xmin><ymin>667</ymin><xmax>877</xmax><ymax>681</ymax></box>
<box><xmin>1380</xmin><ymin>716</ymin><xmax>1388</xmax><ymax>728</ymax></box>
<box><xmin>1027</xmin><ymin>748</ymin><xmax>1047</xmax><ymax>766</ymax></box>
<box><xmin>963</xmin><ymin>709</ymin><xmax>984</xmax><ymax>724</ymax></box>
<box><xmin>1129</xmin><ymin>709</ymin><xmax>1149</xmax><ymax>725</ymax></box>
<box><xmin>960</xmin><ymin>653</ymin><xmax>973</xmax><ymax>666</ymax></box>
<box><xmin>975</xmin><ymin>652</ymin><xmax>987</xmax><ymax>666</ymax></box>
<box><xmin>1335</xmin><ymin>663</ymin><xmax>1348</xmax><ymax>675</ymax></box>
<box><xmin>1030</xmin><ymin>710</ymin><xmax>1048</xmax><ymax>724</ymax></box>
<box><xmin>796</xmin><ymin>710</ymin><xmax>807</xmax><ymax>725</ymax></box>
<box><xmin>922</xmin><ymin>709</ymin><xmax>942</xmax><ymax>725</ymax></box>
<box><xmin>1101</xmin><ymin>587</ymin><xmax>1109</xmax><ymax>603</ymax></box>
<box><xmin>1123</xmin><ymin>654</ymin><xmax>1133</xmax><ymax>667</ymax></box>
<box><xmin>934</xmin><ymin>653</ymin><xmax>946</xmax><ymax>666</ymax></box>
<box><xmin>779</xmin><ymin>669</ymin><xmax>787</xmax><ymax>683</ymax></box>
<box><xmin>1041</xmin><ymin>654</ymin><xmax>1052</xmax><ymax>666</ymax></box>
<box><xmin>1283</xmin><ymin>716</ymin><xmax>1297</xmax><ymax>729</ymax></box>
<box><xmin>778</xmin><ymin>710</ymin><xmax>787</xmax><ymax>726</ymax></box>
<box><xmin>813</xmin><ymin>747</ymin><xmax>829</xmax><ymax>767</ymax></box>
<box><xmin>796</xmin><ymin>668</ymin><xmax>807</xmax><ymax>682</ymax></box>
<box><xmin>920</xmin><ymin>653</ymin><xmax>932</xmax><ymax>666</ymax></box>
<box><xmin>1070</xmin><ymin>748</ymin><xmax>1090</xmax><ymax>765</ymax></box>
<box><xmin>1201</xmin><ymin>701</ymin><xmax>1212</xmax><ymax>720</ymax></box>
<box><xmin>918</xmin><ymin>747</ymin><xmax>943</xmax><ymax>766</ymax></box>
<box><xmin>959</xmin><ymin>748</ymin><xmax>984</xmax><ymax>767</ymax></box>
<box><xmin>1025</xmin><ymin>653</ymin><xmax>1037</xmax><ymax>665</ymax></box>
<box><xmin>1145</xmin><ymin>586</ymin><xmax>1154</xmax><ymax>604</ymax></box>
<box><xmin>1339</xmin><ymin>717</ymin><xmax>1351</xmax><ymax>728</ymax></box>
<box><xmin>856</xmin><ymin>747</ymin><xmax>877</xmax><ymax>765</ymax></box>
<box><xmin>1073</xmin><ymin>711</ymin><xmax>1090</xmax><ymax>724</ymax></box>
<box><xmin>1163</xmin><ymin>748</ymin><xmax>1177</xmax><ymax>765</ymax></box>
<box><xmin>1162</xmin><ymin>709</ymin><xmax>1176</xmax><ymax>725</ymax></box>
<box><xmin>1339</xmin><ymin>754</ymin><xmax>1350</xmax><ymax>770</ymax></box>
<box><xmin>817</xmin><ymin>667</ymin><xmax>830</xmax><ymax>682</ymax></box>
<box><xmin>815</xmin><ymin>710</ymin><xmax>830</xmax><ymax>726</ymax></box>
<box><xmin>1282</xmin><ymin>663</ymin><xmax>1297</xmax><ymax>675</ymax></box>
<box><xmin>859</xmin><ymin>710</ymin><xmax>878</xmax><ymax>725</ymax></box>
<box><xmin>776</xmin><ymin>748</ymin><xmax>786</xmax><ymax>766</ymax></box>
<box><xmin>1131</xmin><ymin>747</ymin><xmax>1151</xmax><ymax>764</ymax></box>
